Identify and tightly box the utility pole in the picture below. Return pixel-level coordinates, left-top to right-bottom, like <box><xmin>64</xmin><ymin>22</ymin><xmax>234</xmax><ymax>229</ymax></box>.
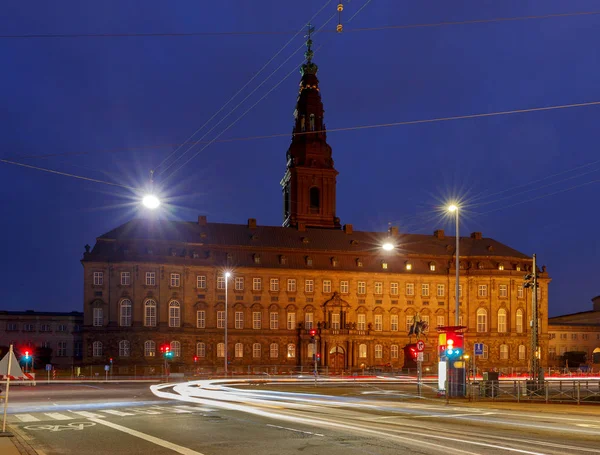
<box><xmin>524</xmin><ymin>254</ymin><xmax>539</xmax><ymax>384</ymax></box>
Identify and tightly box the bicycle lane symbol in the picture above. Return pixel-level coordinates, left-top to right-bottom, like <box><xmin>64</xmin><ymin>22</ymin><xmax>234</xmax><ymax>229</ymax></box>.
<box><xmin>24</xmin><ymin>422</ymin><xmax>96</xmax><ymax>432</ymax></box>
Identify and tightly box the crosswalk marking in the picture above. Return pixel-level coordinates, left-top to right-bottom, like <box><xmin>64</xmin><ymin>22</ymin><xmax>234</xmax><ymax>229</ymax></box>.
<box><xmin>101</xmin><ymin>410</ymin><xmax>136</xmax><ymax>417</ymax></box>
<box><xmin>44</xmin><ymin>412</ymin><xmax>73</xmax><ymax>420</ymax></box>
<box><xmin>127</xmin><ymin>408</ymin><xmax>162</xmax><ymax>415</ymax></box>
<box><xmin>72</xmin><ymin>411</ymin><xmax>106</xmax><ymax>419</ymax></box>
<box><xmin>14</xmin><ymin>414</ymin><xmax>40</xmax><ymax>422</ymax></box>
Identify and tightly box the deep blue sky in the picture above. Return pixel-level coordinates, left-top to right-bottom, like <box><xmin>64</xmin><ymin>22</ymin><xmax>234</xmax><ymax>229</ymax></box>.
<box><xmin>2</xmin><ymin>1</ymin><xmax>599</xmax><ymax>316</ymax></box>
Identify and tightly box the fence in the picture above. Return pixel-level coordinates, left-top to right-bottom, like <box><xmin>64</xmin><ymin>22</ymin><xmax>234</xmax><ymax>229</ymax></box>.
<box><xmin>471</xmin><ymin>379</ymin><xmax>600</xmax><ymax>404</ymax></box>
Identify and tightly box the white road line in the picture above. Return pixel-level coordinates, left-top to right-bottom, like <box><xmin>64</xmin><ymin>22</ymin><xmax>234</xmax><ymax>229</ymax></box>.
<box><xmin>266</xmin><ymin>424</ymin><xmax>324</xmax><ymax>436</ymax></box>
<box><xmin>88</xmin><ymin>418</ymin><xmax>205</xmax><ymax>455</ymax></box>
<box><xmin>149</xmin><ymin>406</ymin><xmax>191</xmax><ymax>413</ymax></box>
<box><xmin>101</xmin><ymin>410</ymin><xmax>136</xmax><ymax>417</ymax></box>
<box><xmin>173</xmin><ymin>406</ymin><xmax>213</xmax><ymax>413</ymax></box>
<box><xmin>44</xmin><ymin>413</ymin><xmax>73</xmax><ymax>421</ymax></box>
<box><xmin>72</xmin><ymin>411</ymin><xmax>106</xmax><ymax>419</ymax></box>
<box><xmin>14</xmin><ymin>414</ymin><xmax>40</xmax><ymax>422</ymax></box>
<box><xmin>126</xmin><ymin>408</ymin><xmax>162</xmax><ymax>415</ymax></box>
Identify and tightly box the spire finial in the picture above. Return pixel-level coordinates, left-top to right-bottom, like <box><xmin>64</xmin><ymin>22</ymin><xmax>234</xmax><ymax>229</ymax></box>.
<box><xmin>304</xmin><ymin>23</ymin><xmax>315</xmax><ymax>63</ymax></box>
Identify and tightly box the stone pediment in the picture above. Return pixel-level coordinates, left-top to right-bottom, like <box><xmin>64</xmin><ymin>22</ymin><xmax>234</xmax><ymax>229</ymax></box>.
<box><xmin>322</xmin><ymin>292</ymin><xmax>350</xmax><ymax>309</ymax></box>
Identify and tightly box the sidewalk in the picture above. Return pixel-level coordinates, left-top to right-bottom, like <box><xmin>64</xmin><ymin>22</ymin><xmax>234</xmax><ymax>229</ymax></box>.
<box><xmin>0</xmin><ymin>436</ymin><xmax>23</xmax><ymax>455</ymax></box>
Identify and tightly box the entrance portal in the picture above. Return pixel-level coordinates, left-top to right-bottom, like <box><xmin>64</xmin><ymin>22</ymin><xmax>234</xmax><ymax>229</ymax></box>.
<box><xmin>329</xmin><ymin>346</ymin><xmax>345</xmax><ymax>372</ymax></box>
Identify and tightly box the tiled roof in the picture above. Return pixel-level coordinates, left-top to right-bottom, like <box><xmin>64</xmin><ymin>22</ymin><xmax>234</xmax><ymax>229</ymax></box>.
<box><xmin>93</xmin><ymin>218</ymin><xmax>530</xmax><ymax>259</ymax></box>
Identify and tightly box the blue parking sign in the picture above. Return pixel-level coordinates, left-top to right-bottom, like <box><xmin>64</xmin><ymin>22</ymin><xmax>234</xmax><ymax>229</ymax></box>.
<box><xmin>46</xmin><ymin>364</ymin><xmax>52</xmax><ymax>371</ymax></box>
<box><xmin>474</xmin><ymin>343</ymin><xmax>484</xmax><ymax>356</ymax></box>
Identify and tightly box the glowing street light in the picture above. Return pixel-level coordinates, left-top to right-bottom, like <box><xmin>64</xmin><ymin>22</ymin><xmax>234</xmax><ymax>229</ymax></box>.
<box><xmin>142</xmin><ymin>194</ymin><xmax>160</xmax><ymax>209</ymax></box>
<box><xmin>382</xmin><ymin>242</ymin><xmax>394</xmax><ymax>251</ymax></box>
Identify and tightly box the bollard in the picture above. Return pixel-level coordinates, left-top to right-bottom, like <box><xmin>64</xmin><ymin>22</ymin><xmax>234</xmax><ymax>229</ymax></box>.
<box><xmin>577</xmin><ymin>382</ymin><xmax>581</xmax><ymax>405</ymax></box>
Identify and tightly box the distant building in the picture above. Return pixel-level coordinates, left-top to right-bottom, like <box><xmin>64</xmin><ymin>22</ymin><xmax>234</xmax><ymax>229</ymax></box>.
<box><xmin>548</xmin><ymin>296</ymin><xmax>600</xmax><ymax>368</ymax></box>
<box><xmin>80</xmin><ymin>35</ymin><xmax>550</xmax><ymax>375</ymax></box>
<box><xmin>0</xmin><ymin>310</ymin><xmax>83</xmax><ymax>370</ymax></box>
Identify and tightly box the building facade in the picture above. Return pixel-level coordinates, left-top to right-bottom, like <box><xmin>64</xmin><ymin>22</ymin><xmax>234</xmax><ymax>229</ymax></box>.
<box><xmin>0</xmin><ymin>310</ymin><xmax>83</xmax><ymax>370</ymax></box>
<box><xmin>81</xmin><ymin>37</ymin><xmax>550</xmax><ymax>375</ymax></box>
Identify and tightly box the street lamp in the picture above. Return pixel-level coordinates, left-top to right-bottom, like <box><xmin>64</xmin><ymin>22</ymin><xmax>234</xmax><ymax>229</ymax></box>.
<box><xmin>448</xmin><ymin>204</ymin><xmax>459</xmax><ymax>326</ymax></box>
<box><xmin>382</xmin><ymin>242</ymin><xmax>394</xmax><ymax>251</ymax></box>
<box><xmin>224</xmin><ymin>271</ymin><xmax>231</xmax><ymax>376</ymax></box>
<box><xmin>142</xmin><ymin>194</ymin><xmax>160</xmax><ymax>209</ymax></box>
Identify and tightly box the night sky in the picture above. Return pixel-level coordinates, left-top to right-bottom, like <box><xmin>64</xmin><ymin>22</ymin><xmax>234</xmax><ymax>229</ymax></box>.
<box><xmin>2</xmin><ymin>1</ymin><xmax>599</xmax><ymax>316</ymax></box>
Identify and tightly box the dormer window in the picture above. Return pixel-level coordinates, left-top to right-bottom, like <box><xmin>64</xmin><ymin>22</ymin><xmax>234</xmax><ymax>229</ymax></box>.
<box><xmin>192</xmin><ymin>251</ymin><xmax>199</xmax><ymax>259</ymax></box>
<box><xmin>516</xmin><ymin>265</ymin><xmax>521</xmax><ymax>272</ymax></box>
<box><xmin>170</xmin><ymin>248</ymin><xmax>177</xmax><ymax>257</ymax></box>
<box><xmin>305</xmin><ymin>256</ymin><xmax>313</xmax><ymax>267</ymax></box>
<box><xmin>478</xmin><ymin>262</ymin><xmax>484</xmax><ymax>270</ymax></box>
<box><xmin>405</xmin><ymin>262</ymin><xmax>412</xmax><ymax>271</ymax></box>
<box><xmin>381</xmin><ymin>261</ymin><xmax>388</xmax><ymax>270</ymax></box>
<box><xmin>253</xmin><ymin>254</ymin><xmax>261</xmax><ymax>265</ymax></box>
<box><xmin>498</xmin><ymin>263</ymin><xmax>504</xmax><ymax>271</ymax></box>
<box><xmin>429</xmin><ymin>263</ymin><xmax>436</xmax><ymax>271</ymax></box>
<box><xmin>356</xmin><ymin>258</ymin><xmax>363</xmax><ymax>268</ymax></box>
<box><xmin>279</xmin><ymin>255</ymin><xmax>288</xmax><ymax>265</ymax></box>
<box><xmin>331</xmin><ymin>257</ymin><xmax>339</xmax><ymax>267</ymax></box>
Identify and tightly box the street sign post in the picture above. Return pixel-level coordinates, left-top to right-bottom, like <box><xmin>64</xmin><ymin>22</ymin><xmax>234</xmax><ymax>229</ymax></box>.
<box><xmin>416</xmin><ymin>340</ymin><xmax>425</xmax><ymax>352</ymax></box>
<box><xmin>416</xmin><ymin>341</ymin><xmax>425</xmax><ymax>396</ymax></box>
<box><xmin>46</xmin><ymin>364</ymin><xmax>52</xmax><ymax>383</ymax></box>
<box><xmin>474</xmin><ymin>343</ymin><xmax>484</xmax><ymax>381</ymax></box>
<box><xmin>474</xmin><ymin>343</ymin><xmax>484</xmax><ymax>356</ymax></box>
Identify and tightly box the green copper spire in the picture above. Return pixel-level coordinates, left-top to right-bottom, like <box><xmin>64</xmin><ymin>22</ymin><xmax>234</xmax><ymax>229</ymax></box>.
<box><xmin>301</xmin><ymin>23</ymin><xmax>318</xmax><ymax>76</ymax></box>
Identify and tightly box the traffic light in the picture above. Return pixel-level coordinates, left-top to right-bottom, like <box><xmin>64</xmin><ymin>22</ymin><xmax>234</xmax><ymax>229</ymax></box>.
<box><xmin>193</xmin><ymin>356</ymin><xmax>198</xmax><ymax>363</ymax></box>
<box><xmin>316</xmin><ymin>353</ymin><xmax>321</xmax><ymax>362</ymax></box>
<box><xmin>408</xmin><ymin>344</ymin><xmax>418</xmax><ymax>360</ymax></box>
<box><xmin>109</xmin><ymin>357</ymin><xmax>113</xmax><ymax>364</ymax></box>
<box><xmin>24</xmin><ymin>350</ymin><xmax>30</xmax><ymax>360</ymax></box>
<box><xmin>445</xmin><ymin>333</ymin><xmax>464</xmax><ymax>359</ymax></box>
<box><xmin>309</xmin><ymin>329</ymin><xmax>316</xmax><ymax>337</ymax></box>
<box><xmin>164</xmin><ymin>346</ymin><xmax>173</xmax><ymax>359</ymax></box>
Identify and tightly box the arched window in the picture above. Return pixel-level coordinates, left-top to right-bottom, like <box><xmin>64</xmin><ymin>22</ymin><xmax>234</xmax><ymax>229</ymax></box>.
<box><xmin>516</xmin><ymin>309</ymin><xmax>524</xmax><ymax>333</ymax></box>
<box><xmin>235</xmin><ymin>343</ymin><xmax>243</xmax><ymax>358</ymax></box>
<box><xmin>170</xmin><ymin>340</ymin><xmax>181</xmax><ymax>357</ymax></box>
<box><xmin>92</xmin><ymin>341</ymin><xmax>103</xmax><ymax>357</ymax></box>
<box><xmin>499</xmin><ymin>344</ymin><xmax>508</xmax><ymax>360</ymax></box>
<box><xmin>287</xmin><ymin>344</ymin><xmax>296</xmax><ymax>358</ymax></box>
<box><xmin>476</xmin><ymin>308</ymin><xmax>488</xmax><ymax>332</ymax></box>
<box><xmin>518</xmin><ymin>345</ymin><xmax>526</xmax><ymax>360</ymax></box>
<box><xmin>309</xmin><ymin>187</ymin><xmax>320</xmax><ymax>211</ymax></box>
<box><xmin>270</xmin><ymin>343</ymin><xmax>279</xmax><ymax>358</ymax></box>
<box><xmin>196</xmin><ymin>342</ymin><xmax>205</xmax><ymax>358</ymax></box>
<box><xmin>253</xmin><ymin>343</ymin><xmax>261</xmax><ymax>358</ymax></box>
<box><xmin>144</xmin><ymin>340</ymin><xmax>155</xmax><ymax>357</ymax></box>
<box><xmin>120</xmin><ymin>299</ymin><xmax>132</xmax><ymax>327</ymax></box>
<box><xmin>119</xmin><ymin>340</ymin><xmax>130</xmax><ymax>357</ymax></box>
<box><xmin>309</xmin><ymin>113</ymin><xmax>315</xmax><ymax>131</ymax></box>
<box><xmin>93</xmin><ymin>306</ymin><xmax>104</xmax><ymax>327</ymax></box>
<box><xmin>482</xmin><ymin>344</ymin><xmax>489</xmax><ymax>360</ymax></box>
<box><xmin>497</xmin><ymin>308</ymin><xmax>507</xmax><ymax>333</ymax></box>
<box><xmin>144</xmin><ymin>299</ymin><xmax>157</xmax><ymax>327</ymax></box>
<box><xmin>169</xmin><ymin>301</ymin><xmax>181</xmax><ymax>328</ymax></box>
<box><xmin>359</xmin><ymin>343</ymin><xmax>367</xmax><ymax>358</ymax></box>
<box><xmin>375</xmin><ymin>344</ymin><xmax>383</xmax><ymax>359</ymax></box>
<box><xmin>217</xmin><ymin>343</ymin><xmax>225</xmax><ymax>358</ymax></box>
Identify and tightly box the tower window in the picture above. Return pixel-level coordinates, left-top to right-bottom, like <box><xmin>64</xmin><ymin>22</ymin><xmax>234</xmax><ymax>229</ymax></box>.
<box><xmin>309</xmin><ymin>114</ymin><xmax>315</xmax><ymax>131</ymax></box>
<box><xmin>309</xmin><ymin>187</ymin><xmax>320</xmax><ymax>212</ymax></box>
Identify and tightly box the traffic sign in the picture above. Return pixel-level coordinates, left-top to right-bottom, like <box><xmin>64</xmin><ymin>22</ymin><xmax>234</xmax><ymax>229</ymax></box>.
<box><xmin>104</xmin><ymin>365</ymin><xmax>110</xmax><ymax>371</ymax></box>
<box><xmin>417</xmin><ymin>352</ymin><xmax>424</xmax><ymax>362</ymax></box>
<box><xmin>45</xmin><ymin>364</ymin><xmax>52</xmax><ymax>371</ymax></box>
<box><xmin>416</xmin><ymin>340</ymin><xmax>425</xmax><ymax>352</ymax></box>
<box><xmin>474</xmin><ymin>343</ymin><xmax>484</xmax><ymax>356</ymax></box>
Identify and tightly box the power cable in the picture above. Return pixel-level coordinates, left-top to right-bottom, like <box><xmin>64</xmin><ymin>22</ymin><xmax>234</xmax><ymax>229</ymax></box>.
<box><xmin>1</xmin><ymin>10</ymin><xmax>598</xmax><ymax>39</ymax></box>
<box><xmin>153</xmin><ymin>0</ymin><xmax>333</xmax><ymax>173</ymax></box>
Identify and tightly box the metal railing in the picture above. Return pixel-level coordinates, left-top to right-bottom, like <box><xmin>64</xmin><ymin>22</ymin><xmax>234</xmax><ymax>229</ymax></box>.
<box><xmin>470</xmin><ymin>379</ymin><xmax>600</xmax><ymax>404</ymax></box>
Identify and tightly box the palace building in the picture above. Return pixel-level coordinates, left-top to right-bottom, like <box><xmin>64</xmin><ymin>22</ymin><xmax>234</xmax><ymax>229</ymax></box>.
<box><xmin>81</xmin><ymin>37</ymin><xmax>550</xmax><ymax>375</ymax></box>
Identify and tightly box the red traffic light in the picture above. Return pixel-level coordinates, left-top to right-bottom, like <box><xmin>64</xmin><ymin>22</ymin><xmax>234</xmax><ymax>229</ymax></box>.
<box><xmin>193</xmin><ymin>356</ymin><xmax>198</xmax><ymax>362</ymax></box>
<box><xmin>309</xmin><ymin>329</ymin><xmax>316</xmax><ymax>337</ymax></box>
<box><xmin>24</xmin><ymin>350</ymin><xmax>30</xmax><ymax>358</ymax></box>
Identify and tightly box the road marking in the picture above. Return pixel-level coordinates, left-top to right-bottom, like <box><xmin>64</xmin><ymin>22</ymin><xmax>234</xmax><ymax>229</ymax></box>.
<box><xmin>88</xmin><ymin>418</ymin><xmax>205</xmax><ymax>455</ymax></box>
<box><xmin>173</xmin><ymin>406</ymin><xmax>213</xmax><ymax>413</ymax></box>
<box><xmin>43</xmin><ymin>413</ymin><xmax>73</xmax><ymax>420</ymax></box>
<box><xmin>14</xmin><ymin>414</ymin><xmax>40</xmax><ymax>422</ymax></box>
<box><xmin>266</xmin><ymin>424</ymin><xmax>324</xmax><ymax>436</ymax></box>
<box><xmin>101</xmin><ymin>410</ymin><xmax>136</xmax><ymax>417</ymax></box>
<box><xmin>72</xmin><ymin>411</ymin><xmax>106</xmax><ymax>419</ymax></box>
<box><xmin>24</xmin><ymin>422</ymin><xmax>95</xmax><ymax>432</ymax></box>
<box><xmin>126</xmin><ymin>408</ymin><xmax>162</xmax><ymax>415</ymax></box>
<box><xmin>150</xmin><ymin>406</ymin><xmax>191</xmax><ymax>413</ymax></box>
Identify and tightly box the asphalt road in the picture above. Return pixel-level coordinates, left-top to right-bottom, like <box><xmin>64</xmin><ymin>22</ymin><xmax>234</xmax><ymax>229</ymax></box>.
<box><xmin>4</xmin><ymin>380</ymin><xmax>600</xmax><ymax>455</ymax></box>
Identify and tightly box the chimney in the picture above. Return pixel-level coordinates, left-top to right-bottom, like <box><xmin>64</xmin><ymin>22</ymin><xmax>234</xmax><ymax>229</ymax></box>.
<box><xmin>434</xmin><ymin>229</ymin><xmax>445</xmax><ymax>240</ymax></box>
<box><xmin>198</xmin><ymin>215</ymin><xmax>207</xmax><ymax>226</ymax></box>
<box><xmin>592</xmin><ymin>295</ymin><xmax>600</xmax><ymax>311</ymax></box>
<box><xmin>389</xmin><ymin>226</ymin><xmax>399</xmax><ymax>236</ymax></box>
<box><xmin>248</xmin><ymin>218</ymin><xmax>257</xmax><ymax>229</ymax></box>
<box><xmin>470</xmin><ymin>232</ymin><xmax>482</xmax><ymax>240</ymax></box>
<box><xmin>343</xmin><ymin>224</ymin><xmax>353</xmax><ymax>234</ymax></box>
<box><xmin>298</xmin><ymin>222</ymin><xmax>307</xmax><ymax>232</ymax></box>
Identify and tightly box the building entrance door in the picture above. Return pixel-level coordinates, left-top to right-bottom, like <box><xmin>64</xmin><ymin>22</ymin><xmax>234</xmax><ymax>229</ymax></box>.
<box><xmin>329</xmin><ymin>346</ymin><xmax>345</xmax><ymax>372</ymax></box>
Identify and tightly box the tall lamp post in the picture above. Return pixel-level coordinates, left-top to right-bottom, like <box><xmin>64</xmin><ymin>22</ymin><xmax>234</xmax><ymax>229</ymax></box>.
<box><xmin>448</xmin><ymin>204</ymin><xmax>460</xmax><ymax>326</ymax></box>
<box><xmin>224</xmin><ymin>271</ymin><xmax>231</xmax><ymax>376</ymax></box>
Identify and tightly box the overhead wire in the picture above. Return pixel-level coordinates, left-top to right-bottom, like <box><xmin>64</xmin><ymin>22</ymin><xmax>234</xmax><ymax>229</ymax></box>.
<box><xmin>153</xmin><ymin>0</ymin><xmax>334</xmax><ymax>173</ymax></box>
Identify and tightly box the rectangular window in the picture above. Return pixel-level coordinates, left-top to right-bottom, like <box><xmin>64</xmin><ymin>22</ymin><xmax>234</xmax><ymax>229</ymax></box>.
<box><xmin>340</xmin><ymin>280</ymin><xmax>349</xmax><ymax>294</ymax></box>
<box><xmin>375</xmin><ymin>345</ymin><xmax>383</xmax><ymax>359</ymax></box>
<box><xmin>57</xmin><ymin>324</ymin><xmax>66</xmax><ymax>332</ymax></box>
<box><xmin>253</xmin><ymin>278</ymin><xmax>262</xmax><ymax>291</ymax></box>
<box><xmin>217</xmin><ymin>311</ymin><xmax>224</xmax><ymax>329</ymax></box>
<box><xmin>374</xmin><ymin>314</ymin><xmax>383</xmax><ymax>331</ymax></box>
<box><xmin>437</xmin><ymin>284</ymin><xmax>445</xmax><ymax>297</ymax></box>
<box><xmin>406</xmin><ymin>316</ymin><xmax>413</xmax><ymax>332</ymax></box>
<box><xmin>374</xmin><ymin>282</ymin><xmax>383</xmax><ymax>295</ymax></box>
<box><xmin>235</xmin><ymin>343</ymin><xmax>243</xmax><ymax>358</ymax></box>
<box><xmin>499</xmin><ymin>284</ymin><xmax>508</xmax><ymax>297</ymax></box>
<box><xmin>390</xmin><ymin>282</ymin><xmax>399</xmax><ymax>295</ymax></box>
<box><xmin>197</xmin><ymin>275</ymin><xmax>206</xmax><ymax>289</ymax></box>
<box><xmin>517</xmin><ymin>285</ymin><xmax>523</xmax><ymax>298</ymax></box>
<box><xmin>287</xmin><ymin>312</ymin><xmax>296</xmax><ymax>330</ymax></box>
<box><xmin>235</xmin><ymin>311</ymin><xmax>244</xmax><ymax>329</ymax></box>
<box><xmin>478</xmin><ymin>285</ymin><xmax>488</xmax><ymax>297</ymax></box>
<box><xmin>93</xmin><ymin>307</ymin><xmax>103</xmax><ymax>327</ymax></box>
<box><xmin>421</xmin><ymin>284</ymin><xmax>429</xmax><ymax>297</ymax></box>
<box><xmin>197</xmin><ymin>310</ymin><xmax>206</xmax><ymax>328</ymax></box>
<box><xmin>391</xmin><ymin>314</ymin><xmax>398</xmax><ymax>331</ymax></box>
<box><xmin>93</xmin><ymin>272</ymin><xmax>103</xmax><ymax>286</ymax></box>
<box><xmin>458</xmin><ymin>284</ymin><xmax>463</xmax><ymax>298</ymax></box>
<box><xmin>197</xmin><ymin>343</ymin><xmax>206</xmax><ymax>358</ymax></box>
<box><xmin>323</xmin><ymin>280</ymin><xmax>332</xmax><ymax>293</ymax></box>
<box><xmin>357</xmin><ymin>314</ymin><xmax>366</xmax><ymax>330</ymax></box>
<box><xmin>421</xmin><ymin>315</ymin><xmax>430</xmax><ymax>332</ymax></box>
<box><xmin>170</xmin><ymin>273</ymin><xmax>181</xmax><ymax>287</ymax></box>
<box><xmin>120</xmin><ymin>272</ymin><xmax>131</xmax><ymax>286</ymax></box>
<box><xmin>331</xmin><ymin>313</ymin><xmax>340</xmax><ymax>330</ymax></box>
<box><xmin>406</xmin><ymin>283</ymin><xmax>414</xmax><ymax>296</ymax></box>
<box><xmin>235</xmin><ymin>277</ymin><xmax>244</xmax><ymax>291</ymax></box>
<box><xmin>287</xmin><ymin>279</ymin><xmax>296</xmax><ymax>292</ymax></box>
<box><xmin>270</xmin><ymin>312</ymin><xmax>279</xmax><ymax>329</ymax></box>
<box><xmin>437</xmin><ymin>315</ymin><xmax>445</xmax><ymax>328</ymax></box>
<box><xmin>217</xmin><ymin>276</ymin><xmax>225</xmax><ymax>290</ymax></box>
<box><xmin>253</xmin><ymin>312</ymin><xmax>262</xmax><ymax>329</ymax></box>
<box><xmin>305</xmin><ymin>312</ymin><xmax>314</xmax><ymax>330</ymax></box>
<box><xmin>74</xmin><ymin>341</ymin><xmax>82</xmax><ymax>358</ymax></box>
<box><xmin>391</xmin><ymin>345</ymin><xmax>399</xmax><ymax>359</ymax></box>
<box><xmin>357</xmin><ymin>281</ymin><xmax>366</xmax><ymax>295</ymax></box>
<box><xmin>146</xmin><ymin>272</ymin><xmax>156</xmax><ymax>286</ymax></box>
<box><xmin>270</xmin><ymin>278</ymin><xmax>279</xmax><ymax>292</ymax></box>
<box><xmin>217</xmin><ymin>343</ymin><xmax>225</xmax><ymax>358</ymax></box>
<box><xmin>305</xmin><ymin>279</ymin><xmax>314</xmax><ymax>293</ymax></box>
<box><xmin>57</xmin><ymin>341</ymin><xmax>67</xmax><ymax>357</ymax></box>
